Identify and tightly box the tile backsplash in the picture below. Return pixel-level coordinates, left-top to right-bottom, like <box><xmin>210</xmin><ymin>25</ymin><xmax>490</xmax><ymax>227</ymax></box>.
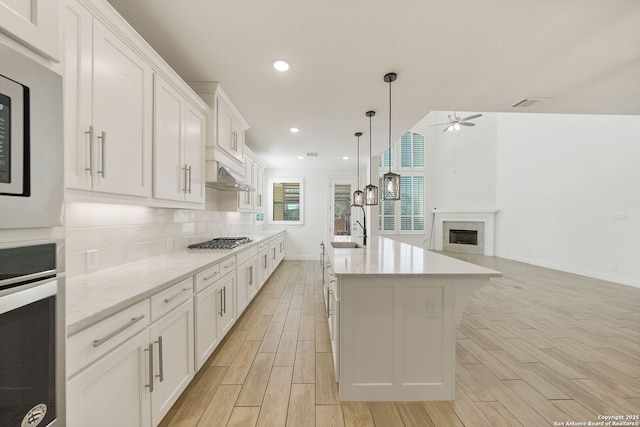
<box><xmin>66</xmin><ymin>202</ymin><xmax>257</xmax><ymax>277</ymax></box>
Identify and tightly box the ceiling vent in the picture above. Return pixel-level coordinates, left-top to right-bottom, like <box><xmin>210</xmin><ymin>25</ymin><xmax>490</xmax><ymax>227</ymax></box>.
<box><xmin>511</xmin><ymin>97</ymin><xmax>551</xmax><ymax>108</ymax></box>
<box><xmin>306</xmin><ymin>152</ymin><xmax>318</xmax><ymax>157</ymax></box>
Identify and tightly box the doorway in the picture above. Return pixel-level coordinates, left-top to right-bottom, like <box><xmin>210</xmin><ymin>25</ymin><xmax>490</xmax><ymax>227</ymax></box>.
<box><xmin>327</xmin><ymin>178</ymin><xmax>357</xmax><ymax>243</ymax></box>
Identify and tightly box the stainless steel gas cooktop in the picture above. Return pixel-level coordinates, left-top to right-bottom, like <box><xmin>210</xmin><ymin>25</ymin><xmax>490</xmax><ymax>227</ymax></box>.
<box><xmin>188</xmin><ymin>237</ymin><xmax>252</xmax><ymax>250</ymax></box>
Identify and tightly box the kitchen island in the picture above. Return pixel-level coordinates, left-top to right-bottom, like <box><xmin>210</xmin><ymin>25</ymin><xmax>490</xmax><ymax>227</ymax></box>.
<box><xmin>325</xmin><ymin>236</ymin><xmax>501</xmax><ymax>401</ymax></box>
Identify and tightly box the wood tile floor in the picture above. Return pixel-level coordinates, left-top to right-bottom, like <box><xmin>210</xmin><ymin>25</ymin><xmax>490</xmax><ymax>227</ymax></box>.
<box><xmin>160</xmin><ymin>254</ymin><xmax>640</xmax><ymax>427</ymax></box>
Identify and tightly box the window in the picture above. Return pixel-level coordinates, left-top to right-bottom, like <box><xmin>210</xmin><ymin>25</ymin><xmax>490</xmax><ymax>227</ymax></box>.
<box><xmin>379</xmin><ymin>132</ymin><xmax>425</xmax><ymax>233</ymax></box>
<box><xmin>270</xmin><ymin>178</ymin><xmax>304</xmax><ymax>225</ymax></box>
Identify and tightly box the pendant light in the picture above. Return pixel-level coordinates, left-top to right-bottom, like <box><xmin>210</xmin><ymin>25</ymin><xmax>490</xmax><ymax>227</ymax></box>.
<box><xmin>364</xmin><ymin>110</ymin><xmax>378</xmax><ymax>206</ymax></box>
<box><xmin>382</xmin><ymin>72</ymin><xmax>400</xmax><ymax>201</ymax></box>
<box><xmin>353</xmin><ymin>132</ymin><xmax>365</xmax><ymax>207</ymax></box>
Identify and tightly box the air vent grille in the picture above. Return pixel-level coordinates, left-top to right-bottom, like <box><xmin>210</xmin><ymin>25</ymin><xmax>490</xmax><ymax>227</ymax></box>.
<box><xmin>306</xmin><ymin>152</ymin><xmax>318</xmax><ymax>157</ymax></box>
<box><xmin>511</xmin><ymin>97</ymin><xmax>551</xmax><ymax>108</ymax></box>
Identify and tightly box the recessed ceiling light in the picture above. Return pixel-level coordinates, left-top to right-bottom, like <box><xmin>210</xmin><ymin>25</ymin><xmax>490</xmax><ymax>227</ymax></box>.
<box><xmin>273</xmin><ymin>60</ymin><xmax>290</xmax><ymax>72</ymax></box>
<box><xmin>289</xmin><ymin>127</ymin><xmax>300</xmax><ymax>133</ymax></box>
<box><xmin>342</xmin><ymin>156</ymin><xmax>349</xmax><ymax>160</ymax></box>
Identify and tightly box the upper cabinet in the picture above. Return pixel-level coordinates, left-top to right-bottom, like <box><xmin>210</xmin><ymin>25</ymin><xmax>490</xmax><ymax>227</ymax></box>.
<box><xmin>0</xmin><ymin>0</ymin><xmax>60</xmax><ymax>60</ymax></box>
<box><xmin>64</xmin><ymin>0</ymin><xmax>153</xmax><ymax>197</ymax></box>
<box><xmin>153</xmin><ymin>74</ymin><xmax>206</xmax><ymax>204</ymax></box>
<box><xmin>190</xmin><ymin>83</ymin><xmax>249</xmax><ymax>176</ymax></box>
<box><xmin>63</xmin><ymin>0</ymin><xmax>209</xmax><ymax>206</ymax></box>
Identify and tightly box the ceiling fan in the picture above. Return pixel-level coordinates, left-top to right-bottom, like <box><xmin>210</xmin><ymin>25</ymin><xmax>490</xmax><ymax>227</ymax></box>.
<box><xmin>430</xmin><ymin>112</ymin><xmax>483</xmax><ymax>132</ymax></box>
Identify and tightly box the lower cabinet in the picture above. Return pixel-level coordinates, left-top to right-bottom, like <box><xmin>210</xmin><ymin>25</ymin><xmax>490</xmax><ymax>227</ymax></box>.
<box><xmin>149</xmin><ymin>300</ymin><xmax>194</xmax><ymax>426</ymax></box>
<box><xmin>67</xmin><ymin>329</ymin><xmax>152</xmax><ymax>427</ymax></box>
<box><xmin>236</xmin><ymin>256</ymin><xmax>257</xmax><ymax>314</ymax></box>
<box><xmin>215</xmin><ymin>271</ymin><xmax>235</xmax><ymax>338</ymax></box>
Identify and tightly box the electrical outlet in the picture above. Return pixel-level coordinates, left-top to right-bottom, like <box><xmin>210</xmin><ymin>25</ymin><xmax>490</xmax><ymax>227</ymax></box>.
<box><xmin>86</xmin><ymin>250</ymin><xmax>98</xmax><ymax>270</ymax></box>
<box><xmin>166</xmin><ymin>237</ymin><xmax>174</xmax><ymax>251</ymax></box>
<box><xmin>427</xmin><ymin>300</ymin><xmax>439</xmax><ymax>317</ymax></box>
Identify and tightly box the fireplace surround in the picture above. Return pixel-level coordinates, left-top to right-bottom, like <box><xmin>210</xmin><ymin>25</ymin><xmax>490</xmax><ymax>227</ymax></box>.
<box><xmin>432</xmin><ymin>210</ymin><xmax>497</xmax><ymax>256</ymax></box>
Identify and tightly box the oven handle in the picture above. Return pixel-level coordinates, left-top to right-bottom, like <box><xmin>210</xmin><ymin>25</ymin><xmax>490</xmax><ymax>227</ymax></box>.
<box><xmin>0</xmin><ymin>278</ymin><xmax>57</xmax><ymax>315</ymax></box>
<box><xmin>0</xmin><ymin>269</ymin><xmax>60</xmax><ymax>288</ymax></box>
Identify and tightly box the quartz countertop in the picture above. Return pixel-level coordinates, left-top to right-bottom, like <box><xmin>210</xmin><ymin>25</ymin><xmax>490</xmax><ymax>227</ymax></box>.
<box><xmin>66</xmin><ymin>229</ymin><xmax>284</xmax><ymax>335</ymax></box>
<box><xmin>327</xmin><ymin>236</ymin><xmax>502</xmax><ymax>278</ymax></box>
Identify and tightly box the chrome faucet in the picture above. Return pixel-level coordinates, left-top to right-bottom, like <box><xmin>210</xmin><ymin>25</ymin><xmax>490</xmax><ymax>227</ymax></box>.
<box><xmin>350</xmin><ymin>204</ymin><xmax>367</xmax><ymax>246</ymax></box>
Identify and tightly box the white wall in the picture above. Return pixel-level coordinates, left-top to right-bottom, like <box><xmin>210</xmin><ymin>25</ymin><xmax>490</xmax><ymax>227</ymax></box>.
<box><xmin>495</xmin><ymin>113</ymin><xmax>640</xmax><ymax>288</ymax></box>
<box><xmin>264</xmin><ymin>167</ymin><xmax>358</xmax><ymax>259</ymax></box>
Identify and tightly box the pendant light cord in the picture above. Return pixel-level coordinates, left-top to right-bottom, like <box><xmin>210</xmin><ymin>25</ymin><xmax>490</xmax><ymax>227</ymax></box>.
<box><xmin>388</xmin><ymin>79</ymin><xmax>392</xmax><ymax>173</ymax></box>
<box><xmin>369</xmin><ymin>115</ymin><xmax>373</xmax><ymax>184</ymax></box>
<box><xmin>357</xmin><ymin>135</ymin><xmax>360</xmax><ymax>189</ymax></box>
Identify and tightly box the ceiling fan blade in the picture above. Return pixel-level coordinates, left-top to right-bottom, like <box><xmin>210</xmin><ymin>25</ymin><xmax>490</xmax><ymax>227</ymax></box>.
<box><xmin>459</xmin><ymin>122</ymin><xmax>475</xmax><ymax>126</ymax></box>
<box><xmin>442</xmin><ymin>125</ymin><xmax>452</xmax><ymax>132</ymax></box>
<box><xmin>461</xmin><ymin>114</ymin><xmax>482</xmax><ymax>121</ymax></box>
<box><xmin>429</xmin><ymin>122</ymin><xmax>452</xmax><ymax>127</ymax></box>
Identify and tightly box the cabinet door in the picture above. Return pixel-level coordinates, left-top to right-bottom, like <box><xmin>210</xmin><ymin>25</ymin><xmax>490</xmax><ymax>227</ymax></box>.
<box><xmin>195</xmin><ymin>284</ymin><xmax>220</xmax><ymax>371</ymax></box>
<box><xmin>236</xmin><ymin>263</ymin><xmax>248</xmax><ymax>316</ymax></box>
<box><xmin>329</xmin><ymin>285</ymin><xmax>340</xmax><ymax>378</ymax></box>
<box><xmin>254</xmin><ymin>164</ymin><xmax>264</xmax><ymax>210</ymax></box>
<box><xmin>0</xmin><ymin>0</ymin><xmax>59</xmax><ymax>60</ymax></box>
<box><xmin>153</xmin><ymin>75</ymin><xmax>183</xmax><ymax>201</ymax></box>
<box><xmin>238</xmin><ymin>156</ymin><xmax>253</xmax><ymax>210</ymax></box>
<box><xmin>216</xmin><ymin>274</ymin><xmax>235</xmax><ymax>337</ymax></box>
<box><xmin>246</xmin><ymin>258</ymin><xmax>258</xmax><ymax>301</ymax></box>
<box><xmin>67</xmin><ymin>330</ymin><xmax>151</xmax><ymax>427</ymax></box>
<box><xmin>231</xmin><ymin>118</ymin><xmax>245</xmax><ymax>161</ymax></box>
<box><xmin>63</xmin><ymin>0</ymin><xmax>93</xmax><ymax>190</ymax></box>
<box><xmin>149</xmin><ymin>300</ymin><xmax>194</xmax><ymax>426</ymax></box>
<box><xmin>258</xmin><ymin>250</ymin><xmax>269</xmax><ymax>288</ymax></box>
<box><xmin>216</xmin><ymin>97</ymin><xmax>234</xmax><ymax>156</ymax></box>
<box><xmin>183</xmin><ymin>104</ymin><xmax>205</xmax><ymax>203</ymax></box>
<box><xmin>92</xmin><ymin>19</ymin><xmax>153</xmax><ymax>197</ymax></box>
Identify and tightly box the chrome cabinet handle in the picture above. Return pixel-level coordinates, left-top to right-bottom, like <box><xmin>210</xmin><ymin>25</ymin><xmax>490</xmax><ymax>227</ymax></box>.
<box><xmin>263</xmin><ymin>254</ymin><xmax>267</xmax><ymax>269</ymax></box>
<box><xmin>92</xmin><ymin>315</ymin><xmax>145</xmax><ymax>347</ymax></box>
<box><xmin>84</xmin><ymin>126</ymin><xmax>95</xmax><ymax>175</ymax></box>
<box><xmin>164</xmin><ymin>287</ymin><xmax>190</xmax><ymax>304</ymax></box>
<box><xmin>182</xmin><ymin>165</ymin><xmax>189</xmax><ymax>193</ymax></box>
<box><xmin>272</xmin><ymin>248</ymin><xmax>276</xmax><ymax>260</ymax></box>
<box><xmin>97</xmin><ymin>131</ymin><xmax>106</xmax><ymax>177</ymax></box>
<box><xmin>218</xmin><ymin>289</ymin><xmax>223</xmax><ymax>317</ymax></box>
<box><xmin>145</xmin><ymin>343</ymin><xmax>154</xmax><ymax>393</ymax></box>
<box><xmin>155</xmin><ymin>336</ymin><xmax>164</xmax><ymax>382</ymax></box>
<box><xmin>223</xmin><ymin>286</ymin><xmax>226</xmax><ymax>314</ymax></box>
<box><xmin>258</xmin><ymin>194</ymin><xmax>262</xmax><ymax>207</ymax></box>
<box><xmin>327</xmin><ymin>289</ymin><xmax>332</xmax><ymax>317</ymax></box>
<box><xmin>248</xmin><ymin>266</ymin><xmax>253</xmax><ymax>286</ymax></box>
<box><xmin>204</xmin><ymin>271</ymin><xmax>219</xmax><ymax>281</ymax></box>
<box><xmin>187</xmin><ymin>166</ymin><xmax>192</xmax><ymax>194</ymax></box>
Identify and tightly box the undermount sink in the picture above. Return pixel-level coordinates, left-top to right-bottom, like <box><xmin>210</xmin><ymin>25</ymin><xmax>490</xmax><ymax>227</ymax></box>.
<box><xmin>331</xmin><ymin>241</ymin><xmax>363</xmax><ymax>249</ymax></box>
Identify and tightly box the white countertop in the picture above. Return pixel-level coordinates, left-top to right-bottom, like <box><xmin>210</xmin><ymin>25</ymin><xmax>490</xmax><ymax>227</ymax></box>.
<box><xmin>327</xmin><ymin>236</ymin><xmax>502</xmax><ymax>278</ymax></box>
<box><xmin>66</xmin><ymin>229</ymin><xmax>284</xmax><ymax>335</ymax></box>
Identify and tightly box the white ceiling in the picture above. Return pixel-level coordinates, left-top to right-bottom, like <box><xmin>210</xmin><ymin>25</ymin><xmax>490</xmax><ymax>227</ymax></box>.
<box><xmin>106</xmin><ymin>0</ymin><xmax>640</xmax><ymax>169</ymax></box>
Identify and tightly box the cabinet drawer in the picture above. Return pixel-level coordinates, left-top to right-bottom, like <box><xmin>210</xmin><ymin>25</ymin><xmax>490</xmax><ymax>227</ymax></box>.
<box><xmin>67</xmin><ymin>299</ymin><xmax>150</xmax><ymax>377</ymax></box>
<box><xmin>195</xmin><ymin>263</ymin><xmax>221</xmax><ymax>292</ymax></box>
<box><xmin>220</xmin><ymin>256</ymin><xmax>236</xmax><ymax>276</ymax></box>
<box><xmin>237</xmin><ymin>245</ymin><xmax>258</xmax><ymax>265</ymax></box>
<box><xmin>151</xmin><ymin>277</ymin><xmax>194</xmax><ymax>322</ymax></box>
<box><xmin>257</xmin><ymin>239</ymin><xmax>269</xmax><ymax>250</ymax></box>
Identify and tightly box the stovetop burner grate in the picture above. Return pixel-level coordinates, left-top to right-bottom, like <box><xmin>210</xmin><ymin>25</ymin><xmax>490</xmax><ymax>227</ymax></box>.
<box><xmin>188</xmin><ymin>237</ymin><xmax>252</xmax><ymax>250</ymax></box>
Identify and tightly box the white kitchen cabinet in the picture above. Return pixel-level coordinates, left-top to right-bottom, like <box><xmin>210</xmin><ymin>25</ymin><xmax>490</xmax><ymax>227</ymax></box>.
<box><xmin>153</xmin><ymin>74</ymin><xmax>205</xmax><ymax>204</ymax></box>
<box><xmin>149</xmin><ymin>299</ymin><xmax>194</xmax><ymax>426</ymax></box>
<box><xmin>0</xmin><ymin>0</ymin><xmax>60</xmax><ymax>60</ymax></box>
<box><xmin>257</xmin><ymin>240</ymin><xmax>270</xmax><ymax>288</ymax></box>
<box><xmin>194</xmin><ymin>278</ymin><xmax>220</xmax><ymax>370</ymax></box>
<box><xmin>67</xmin><ymin>329</ymin><xmax>152</xmax><ymax>427</ymax></box>
<box><xmin>216</xmin><ymin>94</ymin><xmax>245</xmax><ymax>162</ymax></box>
<box><xmin>215</xmin><ymin>269</ymin><xmax>236</xmax><ymax>338</ymax></box>
<box><xmin>236</xmin><ymin>245</ymin><xmax>258</xmax><ymax>315</ymax></box>
<box><xmin>254</xmin><ymin>162</ymin><xmax>264</xmax><ymax>210</ymax></box>
<box><xmin>64</xmin><ymin>0</ymin><xmax>153</xmax><ymax>197</ymax></box>
<box><xmin>328</xmin><ymin>279</ymin><xmax>340</xmax><ymax>378</ymax></box>
<box><xmin>238</xmin><ymin>155</ymin><xmax>254</xmax><ymax>210</ymax></box>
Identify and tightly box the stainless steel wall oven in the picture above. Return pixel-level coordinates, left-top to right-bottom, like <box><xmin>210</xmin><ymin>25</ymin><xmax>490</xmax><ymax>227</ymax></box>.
<box><xmin>0</xmin><ymin>241</ymin><xmax>65</xmax><ymax>427</ymax></box>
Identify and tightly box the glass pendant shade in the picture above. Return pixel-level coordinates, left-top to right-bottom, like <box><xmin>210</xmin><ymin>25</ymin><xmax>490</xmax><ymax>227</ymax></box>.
<box><xmin>382</xmin><ymin>171</ymin><xmax>401</xmax><ymax>201</ymax></box>
<box><xmin>364</xmin><ymin>111</ymin><xmax>378</xmax><ymax>206</ymax></box>
<box><xmin>382</xmin><ymin>72</ymin><xmax>401</xmax><ymax>201</ymax></box>
<box><xmin>353</xmin><ymin>189</ymin><xmax>365</xmax><ymax>207</ymax></box>
<box><xmin>364</xmin><ymin>184</ymin><xmax>378</xmax><ymax>206</ymax></box>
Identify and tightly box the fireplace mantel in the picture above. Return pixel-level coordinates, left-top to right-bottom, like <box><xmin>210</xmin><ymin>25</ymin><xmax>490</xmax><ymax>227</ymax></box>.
<box><xmin>432</xmin><ymin>209</ymin><xmax>498</xmax><ymax>256</ymax></box>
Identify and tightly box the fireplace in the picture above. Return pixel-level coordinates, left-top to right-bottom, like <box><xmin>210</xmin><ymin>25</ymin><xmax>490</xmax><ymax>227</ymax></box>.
<box><xmin>449</xmin><ymin>229</ymin><xmax>478</xmax><ymax>245</ymax></box>
<box><xmin>432</xmin><ymin>210</ymin><xmax>497</xmax><ymax>256</ymax></box>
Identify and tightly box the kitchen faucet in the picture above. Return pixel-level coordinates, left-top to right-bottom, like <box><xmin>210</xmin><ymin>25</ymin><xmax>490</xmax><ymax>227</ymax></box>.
<box><xmin>350</xmin><ymin>204</ymin><xmax>367</xmax><ymax>246</ymax></box>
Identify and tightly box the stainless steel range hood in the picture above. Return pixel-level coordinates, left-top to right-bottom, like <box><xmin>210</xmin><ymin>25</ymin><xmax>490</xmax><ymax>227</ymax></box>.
<box><xmin>206</xmin><ymin>165</ymin><xmax>254</xmax><ymax>192</ymax></box>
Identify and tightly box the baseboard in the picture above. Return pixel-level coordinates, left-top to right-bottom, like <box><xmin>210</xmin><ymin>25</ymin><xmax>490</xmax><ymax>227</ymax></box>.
<box><xmin>500</xmin><ymin>255</ymin><xmax>640</xmax><ymax>290</ymax></box>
